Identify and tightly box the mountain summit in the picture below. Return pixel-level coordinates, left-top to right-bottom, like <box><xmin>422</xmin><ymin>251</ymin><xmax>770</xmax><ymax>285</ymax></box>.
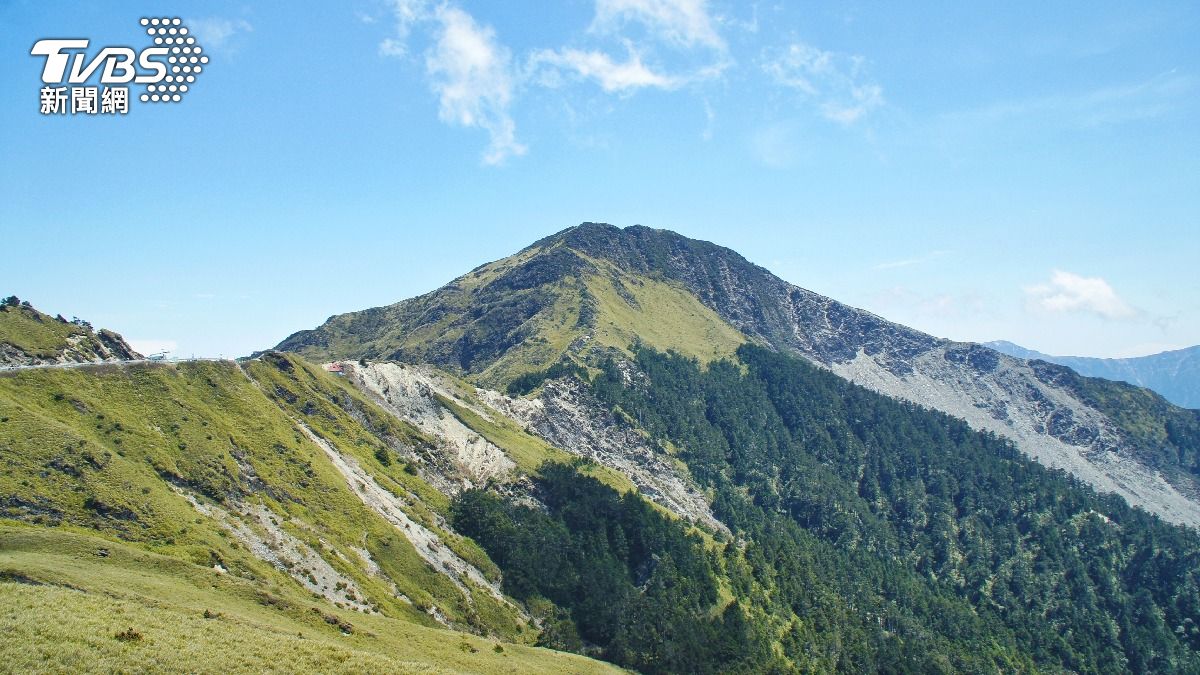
<box><xmin>279</xmin><ymin>223</ymin><xmax>1200</xmax><ymax>527</ymax></box>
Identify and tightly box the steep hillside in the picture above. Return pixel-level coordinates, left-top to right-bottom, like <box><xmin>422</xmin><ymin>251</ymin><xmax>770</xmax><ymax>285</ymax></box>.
<box><xmin>278</xmin><ymin>223</ymin><xmax>1200</xmax><ymax>528</ymax></box>
<box><xmin>0</xmin><ymin>354</ymin><xmax>623</xmax><ymax>673</ymax></box>
<box><xmin>988</xmin><ymin>340</ymin><xmax>1200</xmax><ymax>409</ymax></box>
<box><xmin>0</xmin><ymin>527</ymin><xmax>616</xmax><ymax>674</ymax></box>
<box><xmin>583</xmin><ymin>344</ymin><xmax>1200</xmax><ymax>672</ymax></box>
<box><xmin>278</xmin><ymin>238</ymin><xmax>746</xmax><ymax>386</ymax></box>
<box><xmin>0</xmin><ymin>297</ymin><xmax>139</xmax><ymax>366</ymax></box>
<box><xmin>8</xmin><ymin>297</ymin><xmax>1200</xmax><ymax>671</ymax></box>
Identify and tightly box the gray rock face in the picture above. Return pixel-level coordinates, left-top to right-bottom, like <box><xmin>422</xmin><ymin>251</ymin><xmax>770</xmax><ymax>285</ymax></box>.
<box><xmin>342</xmin><ymin>362</ymin><xmax>515</xmax><ymax>495</ymax></box>
<box><xmin>548</xmin><ymin>224</ymin><xmax>1200</xmax><ymax>527</ymax></box>
<box><xmin>480</xmin><ymin>378</ymin><xmax>726</xmax><ymax>534</ymax></box>
<box><xmin>343</xmin><ymin>360</ymin><xmax>724</xmax><ymax>532</ymax></box>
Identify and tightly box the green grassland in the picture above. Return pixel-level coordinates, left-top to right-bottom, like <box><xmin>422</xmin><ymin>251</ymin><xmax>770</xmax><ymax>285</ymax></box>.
<box><xmin>577</xmin><ymin>254</ymin><xmax>746</xmax><ymax>366</ymax></box>
<box><xmin>276</xmin><ymin>243</ymin><xmax>748</xmax><ymax>390</ymax></box>
<box><xmin>0</xmin><ymin>303</ymin><xmax>91</xmax><ymax>359</ymax></box>
<box><xmin>0</xmin><ymin>355</ymin><xmax>623</xmax><ymax>672</ymax></box>
<box><xmin>0</xmin><ymin>526</ymin><xmax>620</xmax><ymax>674</ymax></box>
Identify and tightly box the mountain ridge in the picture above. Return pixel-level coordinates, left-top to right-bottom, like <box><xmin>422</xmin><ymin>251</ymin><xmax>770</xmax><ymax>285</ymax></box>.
<box><xmin>6</xmin><ymin>290</ymin><xmax>1200</xmax><ymax>671</ymax></box>
<box><xmin>0</xmin><ymin>297</ymin><xmax>140</xmax><ymax>366</ymax></box>
<box><xmin>987</xmin><ymin>339</ymin><xmax>1200</xmax><ymax>409</ymax></box>
<box><xmin>279</xmin><ymin>222</ymin><xmax>1200</xmax><ymax>528</ymax></box>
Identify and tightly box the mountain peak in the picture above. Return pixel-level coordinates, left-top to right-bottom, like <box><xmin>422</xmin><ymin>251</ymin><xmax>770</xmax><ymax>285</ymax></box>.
<box><xmin>276</xmin><ymin>224</ymin><xmax>1200</xmax><ymax>527</ymax></box>
<box><xmin>529</xmin><ymin>222</ymin><xmax>746</xmax><ymax>273</ymax></box>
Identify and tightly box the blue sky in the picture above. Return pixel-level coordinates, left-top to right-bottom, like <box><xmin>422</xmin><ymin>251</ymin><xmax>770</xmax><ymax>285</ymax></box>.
<box><xmin>2</xmin><ymin>1</ymin><xmax>1197</xmax><ymax>359</ymax></box>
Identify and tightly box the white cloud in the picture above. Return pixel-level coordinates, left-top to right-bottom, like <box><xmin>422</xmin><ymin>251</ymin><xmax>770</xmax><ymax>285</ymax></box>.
<box><xmin>530</xmin><ymin>45</ymin><xmax>680</xmax><ymax>93</ymax></box>
<box><xmin>374</xmin><ymin>0</ymin><xmax>733</xmax><ymax>162</ymax></box>
<box><xmin>762</xmin><ymin>42</ymin><xmax>884</xmax><ymax>125</ymax></box>
<box><xmin>426</xmin><ymin>6</ymin><xmax>525</xmax><ymax>165</ymax></box>
<box><xmin>129</xmin><ymin>339</ymin><xmax>178</xmax><ymax>356</ymax></box>
<box><xmin>378</xmin><ymin>0</ymin><xmax>432</xmax><ymax>56</ymax></box>
<box><xmin>701</xmin><ymin>97</ymin><xmax>714</xmax><ymax>140</ymax></box>
<box><xmin>187</xmin><ymin>18</ymin><xmax>253</xmax><ymax>52</ymax></box>
<box><xmin>593</xmin><ymin>0</ymin><xmax>725</xmax><ymax>51</ymax></box>
<box><xmin>1024</xmin><ymin>270</ymin><xmax>1137</xmax><ymax>320</ymax></box>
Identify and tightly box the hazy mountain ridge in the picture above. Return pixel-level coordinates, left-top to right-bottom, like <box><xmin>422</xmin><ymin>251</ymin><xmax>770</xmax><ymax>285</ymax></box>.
<box><xmin>988</xmin><ymin>340</ymin><xmax>1200</xmax><ymax>409</ymax></box>
<box><xmin>280</xmin><ymin>223</ymin><xmax>1200</xmax><ymax>527</ymax></box>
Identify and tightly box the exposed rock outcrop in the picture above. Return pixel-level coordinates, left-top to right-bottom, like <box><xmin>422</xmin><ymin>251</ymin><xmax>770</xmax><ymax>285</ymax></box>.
<box><xmin>344</xmin><ymin>360</ymin><xmax>725</xmax><ymax>532</ymax></box>
<box><xmin>0</xmin><ymin>302</ymin><xmax>141</xmax><ymax>366</ymax></box>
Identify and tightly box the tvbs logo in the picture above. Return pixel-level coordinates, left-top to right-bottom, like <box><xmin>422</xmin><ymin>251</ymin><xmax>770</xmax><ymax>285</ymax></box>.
<box><xmin>31</xmin><ymin>17</ymin><xmax>207</xmax><ymax>115</ymax></box>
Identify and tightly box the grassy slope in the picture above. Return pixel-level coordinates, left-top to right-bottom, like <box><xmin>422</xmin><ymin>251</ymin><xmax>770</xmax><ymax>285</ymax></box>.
<box><xmin>0</xmin><ymin>356</ymin><xmax>618</xmax><ymax>672</ymax></box>
<box><xmin>579</xmin><ymin>254</ymin><xmax>746</xmax><ymax>365</ymax></box>
<box><xmin>0</xmin><ymin>527</ymin><xmax>619</xmax><ymax>674</ymax></box>
<box><xmin>278</xmin><ymin>244</ymin><xmax>747</xmax><ymax>389</ymax></box>
<box><xmin>0</xmin><ymin>304</ymin><xmax>89</xmax><ymax>359</ymax></box>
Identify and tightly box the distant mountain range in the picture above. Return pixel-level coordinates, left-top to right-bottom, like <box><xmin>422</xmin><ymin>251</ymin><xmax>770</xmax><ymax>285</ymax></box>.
<box><xmin>986</xmin><ymin>341</ymin><xmax>1200</xmax><ymax>409</ymax></box>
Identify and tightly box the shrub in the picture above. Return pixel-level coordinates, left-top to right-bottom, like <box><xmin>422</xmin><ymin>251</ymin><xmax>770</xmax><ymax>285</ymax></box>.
<box><xmin>114</xmin><ymin>627</ymin><xmax>143</xmax><ymax>642</ymax></box>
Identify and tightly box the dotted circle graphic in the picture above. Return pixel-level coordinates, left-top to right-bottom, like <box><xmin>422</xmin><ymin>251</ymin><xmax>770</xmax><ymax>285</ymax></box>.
<box><xmin>139</xmin><ymin>17</ymin><xmax>208</xmax><ymax>105</ymax></box>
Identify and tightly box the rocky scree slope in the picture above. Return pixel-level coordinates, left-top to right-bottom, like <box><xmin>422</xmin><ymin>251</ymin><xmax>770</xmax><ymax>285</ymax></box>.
<box><xmin>279</xmin><ymin>223</ymin><xmax>1200</xmax><ymax>527</ymax></box>
<box><xmin>338</xmin><ymin>359</ymin><xmax>724</xmax><ymax>532</ymax></box>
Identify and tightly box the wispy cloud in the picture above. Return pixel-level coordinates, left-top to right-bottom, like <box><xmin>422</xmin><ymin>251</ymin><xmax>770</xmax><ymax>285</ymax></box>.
<box><xmin>187</xmin><ymin>17</ymin><xmax>253</xmax><ymax>53</ymax></box>
<box><xmin>377</xmin><ymin>0</ymin><xmax>530</xmax><ymax>164</ymax></box>
<box><xmin>378</xmin><ymin>0</ymin><xmax>432</xmax><ymax>57</ymax></box>
<box><xmin>426</xmin><ymin>6</ymin><xmax>525</xmax><ymax>165</ymax></box>
<box><xmin>592</xmin><ymin>0</ymin><xmax>726</xmax><ymax>51</ymax></box>
<box><xmin>379</xmin><ymin>37</ymin><xmax>407</xmax><ymax>57</ymax></box>
<box><xmin>373</xmin><ymin>1</ymin><xmax>873</xmax><ymax>161</ymax></box>
<box><xmin>530</xmin><ymin>44</ymin><xmax>680</xmax><ymax>93</ymax></box>
<box><xmin>761</xmin><ymin>42</ymin><xmax>884</xmax><ymax>125</ymax></box>
<box><xmin>749</xmin><ymin>122</ymin><xmax>802</xmax><ymax>168</ymax></box>
<box><xmin>374</xmin><ymin>0</ymin><xmax>736</xmax><ymax>161</ymax></box>
<box><xmin>874</xmin><ymin>249</ymin><xmax>951</xmax><ymax>270</ymax></box>
<box><xmin>1024</xmin><ymin>270</ymin><xmax>1137</xmax><ymax>320</ymax></box>
<box><xmin>701</xmin><ymin>97</ymin><xmax>715</xmax><ymax>140</ymax></box>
